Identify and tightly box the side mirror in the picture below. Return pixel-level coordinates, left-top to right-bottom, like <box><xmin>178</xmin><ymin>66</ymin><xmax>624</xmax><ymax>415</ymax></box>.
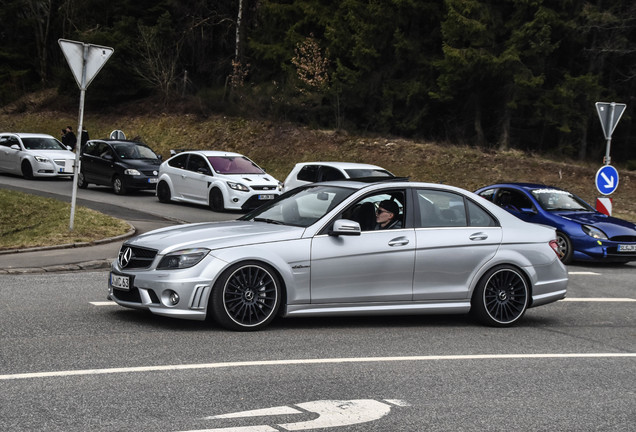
<box><xmin>329</xmin><ymin>219</ymin><xmax>361</xmax><ymax>236</ymax></box>
<box><xmin>103</xmin><ymin>154</ymin><xmax>114</xmax><ymax>161</ymax></box>
<box><xmin>11</xmin><ymin>144</ymin><xmax>20</xmax><ymax>151</ymax></box>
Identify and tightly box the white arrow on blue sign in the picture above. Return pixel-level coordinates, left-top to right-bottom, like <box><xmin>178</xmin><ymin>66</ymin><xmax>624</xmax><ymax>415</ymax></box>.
<box><xmin>595</xmin><ymin>165</ymin><xmax>619</xmax><ymax>195</ymax></box>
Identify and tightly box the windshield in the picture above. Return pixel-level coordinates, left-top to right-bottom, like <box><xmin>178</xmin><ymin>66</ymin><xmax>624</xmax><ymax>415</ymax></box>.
<box><xmin>22</xmin><ymin>137</ymin><xmax>67</xmax><ymax>151</ymax></box>
<box><xmin>208</xmin><ymin>156</ymin><xmax>264</xmax><ymax>174</ymax></box>
<box><xmin>531</xmin><ymin>189</ymin><xmax>593</xmax><ymax>212</ymax></box>
<box><xmin>112</xmin><ymin>143</ymin><xmax>159</xmax><ymax>160</ymax></box>
<box><xmin>241</xmin><ymin>185</ymin><xmax>355</xmax><ymax>227</ymax></box>
<box><xmin>344</xmin><ymin>168</ymin><xmax>394</xmax><ymax>178</ymax></box>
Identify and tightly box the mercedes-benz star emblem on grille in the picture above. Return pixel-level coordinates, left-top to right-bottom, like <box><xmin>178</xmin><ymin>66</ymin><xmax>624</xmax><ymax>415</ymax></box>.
<box><xmin>119</xmin><ymin>247</ymin><xmax>133</xmax><ymax>268</ymax></box>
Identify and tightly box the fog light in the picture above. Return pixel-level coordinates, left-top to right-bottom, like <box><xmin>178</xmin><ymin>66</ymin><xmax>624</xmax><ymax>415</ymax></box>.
<box><xmin>162</xmin><ymin>290</ymin><xmax>180</xmax><ymax>306</ymax></box>
<box><xmin>233</xmin><ymin>198</ymin><xmax>239</xmax><ymax>202</ymax></box>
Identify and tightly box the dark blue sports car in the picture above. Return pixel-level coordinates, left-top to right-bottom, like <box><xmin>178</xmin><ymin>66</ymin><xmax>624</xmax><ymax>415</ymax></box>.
<box><xmin>475</xmin><ymin>183</ymin><xmax>636</xmax><ymax>264</ymax></box>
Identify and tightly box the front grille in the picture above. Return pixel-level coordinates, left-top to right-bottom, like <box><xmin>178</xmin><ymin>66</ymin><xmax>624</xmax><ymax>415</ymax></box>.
<box><xmin>112</xmin><ymin>286</ymin><xmax>142</xmax><ymax>303</ymax></box>
<box><xmin>118</xmin><ymin>245</ymin><xmax>158</xmax><ymax>269</ymax></box>
<box><xmin>610</xmin><ymin>236</ymin><xmax>636</xmax><ymax>242</ymax></box>
<box><xmin>252</xmin><ymin>186</ymin><xmax>278</xmax><ymax>191</ymax></box>
<box><xmin>141</xmin><ymin>169</ymin><xmax>158</xmax><ymax>176</ymax></box>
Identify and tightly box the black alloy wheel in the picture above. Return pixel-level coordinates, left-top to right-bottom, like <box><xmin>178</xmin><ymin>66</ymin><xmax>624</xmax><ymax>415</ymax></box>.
<box><xmin>210</xmin><ymin>262</ymin><xmax>281</xmax><ymax>331</ymax></box>
<box><xmin>209</xmin><ymin>188</ymin><xmax>225</xmax><ymax>211</ymax></box>
<box><xmin>472</xmin><ymin>265</ymin><xmax>529</xmax><ymax>327</ymax></box>
<box><xmin>21</xmin><ymin>161</ymin><xmax>34</xmax><ymax>179</ymax></box>
<box><xmin>157</xmin><ymin>181</ymin><xmax>171</xmax><ymax>203</ymax></box>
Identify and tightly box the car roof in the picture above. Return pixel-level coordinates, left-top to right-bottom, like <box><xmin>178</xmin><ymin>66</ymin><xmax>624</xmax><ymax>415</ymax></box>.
<box><xmin>481</xmin><ymin>182</ymin><xmax>556</xmax><ymax>191</ymax></box>
<box><xmin>1</xmin><ymin>132</ymin><xmax>57</xmax><ymax>139</ymax></box>
<box><xmin>171</xmin><ymin>150</ymin><xmax>245</xmax><ymax>157</ymax></box>
<box><xmin>87</xmin><ymin>139</ymin><xmax>149</xmax><ymax>146</ymax></box>
<box><xmin>310</xmin><ymin>179</ymin><xmax>471</xmax><ymax>194</ymax></box>
<box><xmin>294</xmin><ymin>161</ymin><xmax>387</xmax><ymax>170</ymax></box>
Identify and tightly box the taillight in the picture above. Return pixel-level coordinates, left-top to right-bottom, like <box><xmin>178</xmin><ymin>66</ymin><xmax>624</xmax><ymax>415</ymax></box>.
<box><xmin>549</xmin><ymin>239</ymin><xmax>561</xmax><ymax>258</ymax></box>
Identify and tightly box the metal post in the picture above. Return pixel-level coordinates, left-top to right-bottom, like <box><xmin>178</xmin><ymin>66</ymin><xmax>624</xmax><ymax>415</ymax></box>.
<box><xmin>604</xmin><ymin>102</ymin><xmax>616</xmax><ymax>166</ymax></box>
<box><xmin>69</xmin><ymin>44</ymin><xmax>88</xmax><ymax>230</ymax></box>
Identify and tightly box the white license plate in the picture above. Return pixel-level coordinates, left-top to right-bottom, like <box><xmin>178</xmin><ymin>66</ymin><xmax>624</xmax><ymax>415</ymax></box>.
<box><xmin>111</xmin><ymin>273</ymin><xmax>130</xmax><ymax>290</ymax></box>
<box><xmin>618</xmin><ymin>244</ymin><xmax>636</xmax><ymax>252</ymax></box>
<box><xmin>258</xmin><ymin>194</ymin><xmax>275</xmax><ymax>200</ymax></box>
<box><xmin>148</xmin><ymin>178</ymin><xmax>158</xmax><ymax>183</ymax></box>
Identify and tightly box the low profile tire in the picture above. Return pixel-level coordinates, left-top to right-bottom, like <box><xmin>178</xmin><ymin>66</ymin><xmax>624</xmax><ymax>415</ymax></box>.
<box><xmin>471</xmin><ymin>265</ymin><xmax>529</xmax><ymax>327</ymax></box>
<box><xmin>556</xmin><ymin>232</ymin><xmax>573</xmax><ymax>264</ymax></box>
<box><xmin>112</xmin><ymin>175</ymin><xmax>126</xmax><ymax>195</ymax></box>
<box><xmin>209</xmin><ymin>261</ymin><xmax>281</xmax><ymax>331</ymax></box>
<box><xmin>209</xmin><ymin>188</ymin><xmax>225</xmax><ymax>212</ymax></box>
<box><xmin>157</xmin><ymin>181</ymin><xmax>171</xmax><ymax>203</ymax></box>
<box><xmin>21</xmin><ymin>161</ymin><xmax>34</xmax><ymax>179</ymax></box>
<box><xmin>77</xmin><ymin>172</ymin><xmax>88</xmax><ymax>189</ymax></box>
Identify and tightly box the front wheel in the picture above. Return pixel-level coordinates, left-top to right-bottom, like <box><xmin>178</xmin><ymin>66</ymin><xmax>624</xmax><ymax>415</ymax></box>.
<box><xmin>209</xmin><ymin>188</ymin><xmax>225</xmax><ymax>212</ymax></box>
<box><xmin>157</xmin><ymin>181</ymin><xmax>171</xmax><ymax>203</ymax></box>
<box><xmin>112</xmin><ymin>176</ymin><xmax>127</xmax><ymax>195</ymax></box>
<box><xmin>77</xmin><ymin>172</ymin><xmax>88</xmax><ymax>189</ymax></box>
<box><xmin>556</xmin><ymin>232</ymin><xmax>573</xmax><ymax>264</ymax></box>
<box><xmin>209</xmin><ymin>261</ymin><xmax>281</xmax><ymax>331</ymax></box>
<box><xmin>471</xmin><ymin>265</ymin><xmax>529</xmax><ymax>327</ymax></box>
<box><xmin>21</xmin><ymin>160</ymin><xmax>34</xmax><ymax>179</ymax></box>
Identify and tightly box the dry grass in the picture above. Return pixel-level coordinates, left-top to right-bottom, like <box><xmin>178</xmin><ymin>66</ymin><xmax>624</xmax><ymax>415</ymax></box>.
<box><xmin>2</xmin><ymin>107</ymin><xmax>635</xmax><ymax>223</ymax></box>
<box><xmin>0</xmin><ymin>189</ymin><xmax>130</xmax><ymax>250</ymax></box>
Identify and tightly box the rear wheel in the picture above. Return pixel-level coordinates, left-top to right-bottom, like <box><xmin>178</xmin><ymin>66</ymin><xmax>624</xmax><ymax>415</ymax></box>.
<box><xmin>209</xmin><ymin>188</ymin><xmax>225</xmax><ymax>211</ymax></box>
<box><xmin>556</xmin><ymin>232</ymin><xmax>573</xmax><ymax>264</ymax></box>
<box><xmin>21</xmin><ymin>160</ymin><xmax>34</xmax><ymax>179</ymax></box>
<box><xmin>209</xmin><ymin>261</ymin><xmax>281</xmax><ymax>331</ymax></box>
<box><xmin>77</xmin><ymin>172</ymin><xmax>88</xmax><ymax>189</ymax></box>
<box><xmin>157</xmin><ymin>181</ymin><xmax>171</xmax><ymax>203</ymax></box>
<box><xmin>471</xmin><ymin>265</ymin><xmax>529</xmax><ymax>327</ymax></box>
<box><xmin>112</xmin><ymin>176</ymin><xmax>127</xmax><ymax>195</ymax></box>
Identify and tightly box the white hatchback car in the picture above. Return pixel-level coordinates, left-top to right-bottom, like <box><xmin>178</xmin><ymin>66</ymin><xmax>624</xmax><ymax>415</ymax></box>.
<box><xmin>0</xmin><ymin>133</ymin><xmax>76</xmax><ymax>179</ymax></box>
<box><xmin>156</xmin><ymin>150</ymin><xmax>282</xmax><ymax>211</ymax></box>
<box><xmin>282</xmin><ymin>161</ymin><xmax>394</xmax><ymax>192</ymax></box>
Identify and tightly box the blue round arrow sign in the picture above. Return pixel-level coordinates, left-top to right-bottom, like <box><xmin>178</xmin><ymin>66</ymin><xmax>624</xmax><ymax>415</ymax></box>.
<box><xmin>595</xmin><ymin>165</ymin><xmax>619</xmax><ymax>195</ymax></box>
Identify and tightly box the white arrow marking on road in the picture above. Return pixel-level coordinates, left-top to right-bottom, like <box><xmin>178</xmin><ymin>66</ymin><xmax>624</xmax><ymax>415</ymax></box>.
<box><xmin>600</xmin><ymin>172</ymin><xmax>615</xmax><ymax>189</ymax></box>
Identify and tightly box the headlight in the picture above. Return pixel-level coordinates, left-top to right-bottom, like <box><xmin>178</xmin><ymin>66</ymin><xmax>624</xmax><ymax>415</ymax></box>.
<box><xmin>157</xmin><ymin>248</ymin><xmax>210</xmax><ymax>269</ymax></box>
<box><xmin>277</xmin><ymin>182</ymin><xmax>283</xmax><ymax>191</ymax></box>
<box><xmin>124</xmin><ymin>169</ymin><xmax>142</xmax><ymax>176</ymax></box>
<box><xmin>227</xmin><ymin>181</ymin><xmax>249</xmax><ymax>191</ymax></box>
<box><xmin>34</xmin><ymin>156</ymin><xmax>48</xmax><ymax>163</ymax></box>
<box><xmin>582</xmin><ymin>225</ymin><xmax>607</xmax><ymax>240</ymax></box>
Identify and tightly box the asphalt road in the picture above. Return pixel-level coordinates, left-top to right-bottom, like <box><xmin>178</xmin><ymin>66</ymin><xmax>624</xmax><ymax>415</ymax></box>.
<box><xmin>1</xmin><ymin>173</ymin><xmax>634</xmax><ymax>431</ymax></box>
<box><xmin>0</xmin><ymin>265</ymin><xmax>634</xmax><ymax>431</ymax></box>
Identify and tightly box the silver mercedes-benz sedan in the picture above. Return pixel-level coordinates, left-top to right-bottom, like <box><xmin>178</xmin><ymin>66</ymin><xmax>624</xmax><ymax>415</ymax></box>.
<box><xmin>108</xmin><ymin>180</ymin><xmax>568</xmax><ymax>331</ymax></box>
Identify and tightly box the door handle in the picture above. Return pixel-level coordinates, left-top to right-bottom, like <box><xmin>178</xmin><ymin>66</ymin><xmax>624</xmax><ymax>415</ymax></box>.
<box><xmin>388</xmin><ymin>237</ymin><xmax>410</xmax><ymax>247</ymax></box>
<box><xmin>469</xmin><ymin>232</ymin><xmax>488</xmax><ymax>241</ymax></box>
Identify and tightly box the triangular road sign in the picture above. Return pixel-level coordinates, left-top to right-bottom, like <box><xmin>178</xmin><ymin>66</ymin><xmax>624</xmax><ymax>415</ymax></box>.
<box><xmin>595</xmin><ymin>102</ymin><xmax>626</xmax><ymax>140</ymax></box>
<box><xmin>58</xmin><ymin>39</ymin><xmax>114</xmax><ymax>90</ymax></box>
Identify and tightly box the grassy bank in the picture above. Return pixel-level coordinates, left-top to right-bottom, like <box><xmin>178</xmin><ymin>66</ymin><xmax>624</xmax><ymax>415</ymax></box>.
<box><xmin>0</xmin><ymin>189</ymin><xmax>130</xmax><ymax>250</ymax></box>
<box><xmin>2</xmin><ymin>108</ymin><xmax>635</xmax><ymax>223</ymax></box>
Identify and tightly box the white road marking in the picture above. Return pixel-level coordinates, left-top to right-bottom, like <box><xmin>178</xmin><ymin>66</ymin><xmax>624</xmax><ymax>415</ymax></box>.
<box><xmin>209</xmin><ymin>406</ymin><xmax>302</xmax><ymax>419</ymax></box>
<box><xmin>561</xmin><ymin>298</ymin><xmax>636</xmax><ymax>302</ymax></box>
<box><xmin>90</xmin><ymin>301</ymin><xmax>117</xmax><ymax>306</ymax></box>
<box><xmin>568</xmin><ymin>271</ymin><xmax>601</xmax><ymax>275</ymax></box>
<box><xmin>2</xmin><ymin>353</ymin><xmax>635</xmax><ymax>381</ymax></box>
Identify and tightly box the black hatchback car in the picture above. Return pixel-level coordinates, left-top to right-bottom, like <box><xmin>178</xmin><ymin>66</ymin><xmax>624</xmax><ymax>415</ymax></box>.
<box><xmin>78</xmin><ymin>139</ymin><xmax>161</xmax><ymax>194</ymax></box>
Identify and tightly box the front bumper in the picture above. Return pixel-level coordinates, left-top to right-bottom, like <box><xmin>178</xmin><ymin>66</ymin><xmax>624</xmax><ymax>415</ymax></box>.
<box><xmin>108</xmin><ymin>255</ymin><xmax>227</xmax><ymax>320</ymax></box>
<box><xmin>123</xmin><ymin>175</ymin><xmax>159</xmax><ymax>190</ymax></box>
<box><xmin>572</xmin><ymin>237</ymin><xmax>636</xmax><ymax>262</ymax></box>
<box><xmin>33</xmin><ymin>159</ymin><xmax>75</xmax><ymax>177</ymax></box>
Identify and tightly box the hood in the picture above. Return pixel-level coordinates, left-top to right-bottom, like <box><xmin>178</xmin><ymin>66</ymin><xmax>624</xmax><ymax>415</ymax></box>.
<box><xmin>118</xmin><ymin>158</ymin><xmax>162</xmax><ymax>169</ymax></box>
<box><xmin>557</xmin><ymin>211</ymin><xmax>636</xmax><ymax>238</ymax></box>
<box><xmin>231</xmin><ymin>174</ymin><xmax>279</xmax><ymax>185</ymax></box>
<box><xmin>28</xmin><ymin>149</ymin><xmax>75</xmax><ymax>159</ymax></box>
<box><xmin>126</xmin><ymin>220</ymin><xmax>304</xmax><ymax>254</ymax></box>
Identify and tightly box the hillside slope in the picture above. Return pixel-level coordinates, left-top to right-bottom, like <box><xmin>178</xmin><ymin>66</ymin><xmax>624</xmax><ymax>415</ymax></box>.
<box><xmin>2</xmin><ymin>106</ymin><xmax>635</xmax><ymax>221</ymax></box>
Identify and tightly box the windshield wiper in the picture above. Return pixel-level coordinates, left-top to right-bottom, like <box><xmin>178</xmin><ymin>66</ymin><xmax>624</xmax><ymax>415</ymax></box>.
<box><xmin>253</xmin><ymin>218</ymin><xmax>285</xmax><ymax>225</ymax></box>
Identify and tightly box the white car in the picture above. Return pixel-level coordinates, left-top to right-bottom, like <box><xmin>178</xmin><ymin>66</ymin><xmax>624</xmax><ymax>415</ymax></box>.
<box><xmin>282</xmin><ymin>161</ymin><xmax>394</xmax><ymax>192</ymax></box>
<box><xmin>0</xmin><ymin>133</ymin><xmax>76</xmax><ymax>179</ymax></box>
<box><xmin>156</xmin><ymin>150</ymin><xmax>282</xmax><ymax>211</ymax></box>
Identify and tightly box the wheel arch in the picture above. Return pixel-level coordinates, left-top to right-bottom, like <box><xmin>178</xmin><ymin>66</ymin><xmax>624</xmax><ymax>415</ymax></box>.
<box><xmin>468</xmin><ymin>256</ymin><xmax>534</xmax><ymax>306</ymax></box>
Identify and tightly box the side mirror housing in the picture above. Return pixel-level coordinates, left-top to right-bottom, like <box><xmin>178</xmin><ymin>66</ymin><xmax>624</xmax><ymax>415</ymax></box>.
<box><xmin>329</xmin><ymin>219</ymin><xmax>361</xmax><ymax>236</ymax></box>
